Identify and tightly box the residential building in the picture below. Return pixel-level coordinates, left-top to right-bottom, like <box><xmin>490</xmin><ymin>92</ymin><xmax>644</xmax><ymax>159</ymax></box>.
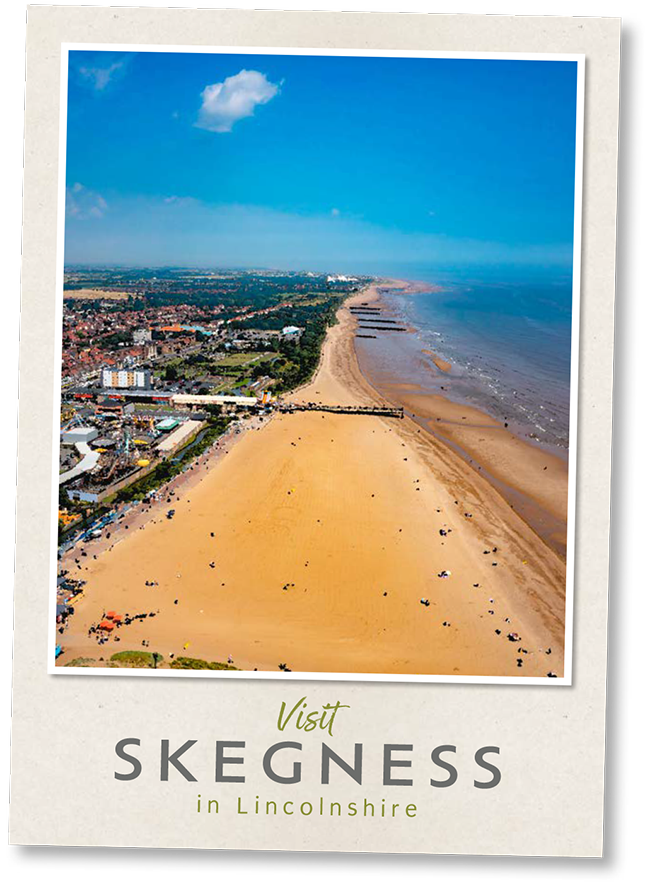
<box><xmin>101</xmin><ymin>368</ymin><xmax>152</xmax><ymax>389</ymax></box>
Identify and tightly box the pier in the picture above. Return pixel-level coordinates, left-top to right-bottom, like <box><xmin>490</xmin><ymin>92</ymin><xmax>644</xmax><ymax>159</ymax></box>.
<box><xmin>278</xmin><ymin>402</ymin><xmax>404</xmax><ymax>418</ymax></box>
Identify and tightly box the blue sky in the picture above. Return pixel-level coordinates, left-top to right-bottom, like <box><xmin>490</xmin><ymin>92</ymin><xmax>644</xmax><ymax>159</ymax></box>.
<box><xmin>64</xmin><ymin>50</ymin><xmax>579</xmax><ymax>273</ymax></box>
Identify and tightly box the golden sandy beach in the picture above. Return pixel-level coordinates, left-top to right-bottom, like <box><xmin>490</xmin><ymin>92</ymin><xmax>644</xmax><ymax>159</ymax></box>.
<box><xmin>59</xmin><ymin>280</ymin><xmax>567</xmax><ymax>678</ymax></box>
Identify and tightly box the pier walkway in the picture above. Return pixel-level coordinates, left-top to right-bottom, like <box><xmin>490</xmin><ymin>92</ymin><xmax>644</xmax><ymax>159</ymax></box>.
<box><xmin>279</xmin><ymin>402</ymin><xmax>404</xmax><ymax>418</ymax></box>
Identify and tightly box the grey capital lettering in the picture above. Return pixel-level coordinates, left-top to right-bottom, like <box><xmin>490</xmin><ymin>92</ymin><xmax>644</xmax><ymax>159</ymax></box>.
<box><xmin>383</xmin><ymin>744</ymin><xmax>413</xmax><ymax>786</ymax></box>
<box><xmin>474</xmin><ymin>746</ymin><xmax>502</xmax><ymax>789</ymax></box>
<box><xmin>321</xmin><ymin>743</ymin><xmax>363</xmax><ymax>785</ymax></box>
<box><xmin>430</xmin><ymin>745</ymin><xmax>458</xmax><ymax>787</ymax></box>
<box><xmin>263</xmin><ymin>741</ymin><xmax>302</xmax><ymax>784</ymax></box>
<box><xmin>160</xmin><ymin>739</ymin><xmax>198</xmax><ymax>782</ymax></box>
<box><xmin>215</xmin><ymin>741</ymin><xmax>246</xmax><ymax>783</ymax></box>
<box><xmin>114</xmin><ymin>738</ymin><xmax>142</xmax><ymax>781</ymax></box>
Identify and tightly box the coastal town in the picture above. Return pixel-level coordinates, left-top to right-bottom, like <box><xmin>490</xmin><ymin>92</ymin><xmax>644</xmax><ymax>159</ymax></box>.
<box><xmin>59</xmin><ymin>267</ymin><xmax>369</xmax><ymax>500</ymax></box>
<box><xmin>56</xmin><ymin>267</ymin><xmax>374</xmax><ymax>663</ymax></box>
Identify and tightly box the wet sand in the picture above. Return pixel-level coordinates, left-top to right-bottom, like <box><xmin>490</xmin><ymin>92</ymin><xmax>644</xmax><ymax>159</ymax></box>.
<box><xmin>355</xmin><ymin>288</ymin><xmax>569</xmax><ymax>556</ymax></box>
<box><xmin>422</xmin><ymin>349</ymin><xmax>452</xmax><ymax>373</ymax></box>
<box><xmin>58</xmin><ymin>280</ymin><xmax>567</xmax><ymax>678</ymax></box>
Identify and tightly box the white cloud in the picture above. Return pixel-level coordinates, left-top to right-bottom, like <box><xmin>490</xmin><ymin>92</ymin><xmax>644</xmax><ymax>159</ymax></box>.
<box><xmin>196</xmin><ymin>69</ymin><xmax>280</xmax><ymax>133</ymax></box>
<box><xmin>66</xmin><ymin>183</ymin><xmax>108</xmax><ymax>220</ymax></box>
<box><xmin>163</xmin><ymin>195</ymin><xmax>197</xmax><ymax>208</ymax></box>
<box><xmin>78</xmin><ymin>59</ymin><xmax>127</xmax><ymax>91</ymax></box>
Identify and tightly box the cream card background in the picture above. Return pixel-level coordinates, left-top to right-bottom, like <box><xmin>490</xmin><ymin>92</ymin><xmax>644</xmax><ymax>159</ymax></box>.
<box><xmin>10</xmin><ymin>7</ymin><xmax>619</xmax><ymax>856</ymax></box>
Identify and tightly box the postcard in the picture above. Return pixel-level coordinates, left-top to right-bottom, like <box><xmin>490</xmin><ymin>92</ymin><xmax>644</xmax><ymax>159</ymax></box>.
<box><xmin>10</xmin><ymin>7</ymin><xmax>619</xmax><ymax>856</ymax></box>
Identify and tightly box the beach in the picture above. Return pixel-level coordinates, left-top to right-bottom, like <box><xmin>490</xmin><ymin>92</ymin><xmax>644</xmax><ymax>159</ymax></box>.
<box><xmin>58</xmin><ymin>280</ymin><xmax>567</xmax><ymax>678</ymax></box>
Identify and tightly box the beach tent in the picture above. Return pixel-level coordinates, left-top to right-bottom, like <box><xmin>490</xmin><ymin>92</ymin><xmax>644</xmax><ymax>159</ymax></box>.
<box><xmin>99</xmin><ymin>621</ymin><xmax>115</xmax><ymax>631</ymax></box>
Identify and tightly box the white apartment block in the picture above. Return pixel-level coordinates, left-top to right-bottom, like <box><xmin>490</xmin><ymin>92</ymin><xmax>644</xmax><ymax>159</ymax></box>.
<box><xmin>101</xmin><ymin>368</ymin><xmax>152</xmax><ymax>389</ymax></box>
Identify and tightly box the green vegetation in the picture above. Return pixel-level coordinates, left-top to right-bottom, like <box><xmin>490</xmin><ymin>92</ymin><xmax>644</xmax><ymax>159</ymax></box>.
<box><xmin>63</xmin><ymin>652</ymin><xmax>239</xmax><ymax>670</ymax></box>
<box><xmin>214</xmin><ymin>351</ymin><xmax>274</xmax><ymax>367</ymax></box>
<box><xmin>63</xmin><ymin>651</ymin><xmax>163</xmax><ymax>669</ymax></box>
<box><xmin>233</xmin><ymin>297</ymin><xmax>346</xmax><ymax>393</ymax></box>
<box><xmin>109</xmin><ymin>650</ymin><xmax>161</xmax><ymax>668</ymax></box>
<box><xmin>160</xmin><ymin>351</ymin><xmax>277</xmax><ymax>390</ymax></box>
<box><xmin>65</xmin><ymin>650</ymin><xmax>240</xmax><ymax>671</ymax></box>
<box><xmin>98</xmin><ymin>330</ymin><xmax>133</xmax><ymax>349</ymax></box>
<box><xmin>169</xmin><ymin>656</ymin><xmax>239</xmax><ymax>671</ymax></box>
<box><xmin>64</xmin><ymin>269</ymin><xmax>368</xmax><ymax>316</ymax></box>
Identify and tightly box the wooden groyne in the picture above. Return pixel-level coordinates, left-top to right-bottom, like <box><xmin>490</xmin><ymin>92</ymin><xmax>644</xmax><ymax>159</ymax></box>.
<box><xmin>358</xmin><ymin>324</ymin><xmax>407</xmax><ymax>332</ymax></box>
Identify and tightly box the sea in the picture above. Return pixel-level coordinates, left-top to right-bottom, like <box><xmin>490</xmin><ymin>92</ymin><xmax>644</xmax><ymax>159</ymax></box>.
<box><xmin>355</xmin><ymin>265</ymin><xmax>576</xmax><ymax>455</ymax></box>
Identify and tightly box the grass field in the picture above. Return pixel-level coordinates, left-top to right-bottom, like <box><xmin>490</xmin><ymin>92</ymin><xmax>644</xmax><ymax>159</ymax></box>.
<box><xmin>213</xmin><ymin>351</ymin><xmax>276</xmax><ymax>367</ymax></box>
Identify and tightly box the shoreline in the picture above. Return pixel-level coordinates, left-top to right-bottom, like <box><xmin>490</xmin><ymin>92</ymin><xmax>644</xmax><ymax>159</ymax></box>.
<box><xmin>353</xmin><ymin>280</ymin><xmax>569</xmax><ymax>557</ymax></box>
<box><xmin>57</xmin><ymin>277</ymin><xmax>567</xmax><ymax>679</ymax></box>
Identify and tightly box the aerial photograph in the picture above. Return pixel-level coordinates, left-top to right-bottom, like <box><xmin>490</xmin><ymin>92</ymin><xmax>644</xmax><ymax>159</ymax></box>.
<box><xmin>54</xmin><ymin>50</ymin><xmax>580</xmax><ymax>679</ymax></box>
